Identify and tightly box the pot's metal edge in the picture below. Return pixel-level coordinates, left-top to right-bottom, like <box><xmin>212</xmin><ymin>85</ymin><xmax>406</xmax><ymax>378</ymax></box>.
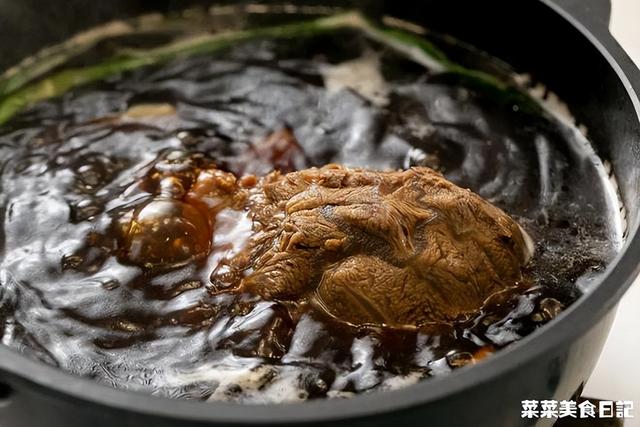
<box><xmin>1</xmin><ymin>0</ymin><xmax>640</xmax><ymax>424</ymax></box>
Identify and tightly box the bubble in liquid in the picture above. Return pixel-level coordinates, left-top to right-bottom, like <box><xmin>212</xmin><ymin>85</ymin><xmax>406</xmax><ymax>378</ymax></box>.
<box><xmin>122</xmin><ymin>198</ymin><xmax>211</xmax><ymax>270</ymax></box>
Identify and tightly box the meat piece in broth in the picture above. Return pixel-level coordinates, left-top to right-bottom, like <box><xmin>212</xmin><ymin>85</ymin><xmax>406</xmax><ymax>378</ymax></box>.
<box><xmin>118</xmin><ymin>157</ymin><xmax>533</xmax><ymax>328</ymax></box>
<box><xmin>238</xmin><ymin>165</ymin><xmax>533</xmax><ymax>328</ymax></box>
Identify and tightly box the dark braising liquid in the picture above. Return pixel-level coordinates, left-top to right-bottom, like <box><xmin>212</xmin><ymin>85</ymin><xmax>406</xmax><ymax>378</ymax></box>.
<box><xmin>0</xmin><ymin>16</ymin><xmax>622</xmax><ymax>402</ymax></box>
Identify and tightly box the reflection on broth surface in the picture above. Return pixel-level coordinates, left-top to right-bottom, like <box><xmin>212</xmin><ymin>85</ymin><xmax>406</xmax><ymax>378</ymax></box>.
<box><xmin>0</xmin><ymin>10</ymin><xmax>623</xmax><ymax>402</ymax></box>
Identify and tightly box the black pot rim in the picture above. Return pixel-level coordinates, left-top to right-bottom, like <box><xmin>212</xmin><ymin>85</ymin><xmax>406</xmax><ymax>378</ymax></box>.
<box><xmin>1</xmin><ymin>0</ymin><xmax>639</xmax><ymax>424</ymax></box>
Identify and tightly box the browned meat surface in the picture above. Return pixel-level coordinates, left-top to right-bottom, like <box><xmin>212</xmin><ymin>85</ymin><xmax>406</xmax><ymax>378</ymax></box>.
<box><xmin>118</xmin><ymin>159</ymin><xmax>532</xmax><ymax>329</ymax></box>
<box><xmin>238</xmin><ymin>165</ymin><xmax>532</xmax><ymax>327</ymax></box>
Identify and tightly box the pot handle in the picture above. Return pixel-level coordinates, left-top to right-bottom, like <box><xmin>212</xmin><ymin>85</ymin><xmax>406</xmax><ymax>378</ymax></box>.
<box><xmin>547</xmin><ymin>0</ymin><xmax>611</xmax><ymax>29</ymax></box>
<box><xmin>545</xmin><ymin>0</ymin><xmax>640</xmax><ymax>98</ymax></box>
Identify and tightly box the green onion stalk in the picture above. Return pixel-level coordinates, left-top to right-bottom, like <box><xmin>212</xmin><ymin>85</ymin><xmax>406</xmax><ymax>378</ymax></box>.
<box><xmin>0</xmin><ymin>11</ymin><xmax>539</xmax><ymax>127</ymax></box>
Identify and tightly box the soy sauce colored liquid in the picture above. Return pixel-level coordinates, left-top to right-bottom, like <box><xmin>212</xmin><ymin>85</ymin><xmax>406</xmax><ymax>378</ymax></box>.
<box><xmin>0</xmin><ymin>14</ymin><xmax>622</xmax><ymax>402</ymax></box>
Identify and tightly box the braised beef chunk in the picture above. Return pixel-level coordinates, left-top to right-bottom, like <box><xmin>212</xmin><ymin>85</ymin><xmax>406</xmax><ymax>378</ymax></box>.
<box><xmin>119</xmin><ymin>157</ymin><xmax>532</xmax><ymax>328</ymax></box>
<box><xmin>240</xmin><ymin>165</ymin><xmax>532</xmax><ymax>327</ymax></box>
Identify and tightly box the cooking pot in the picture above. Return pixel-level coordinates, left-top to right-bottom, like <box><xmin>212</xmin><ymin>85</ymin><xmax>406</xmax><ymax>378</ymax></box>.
<box><xmin>0</xmin><ymin>0</ymin><xmax>638</xmax><ymax>426</ymax></box>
